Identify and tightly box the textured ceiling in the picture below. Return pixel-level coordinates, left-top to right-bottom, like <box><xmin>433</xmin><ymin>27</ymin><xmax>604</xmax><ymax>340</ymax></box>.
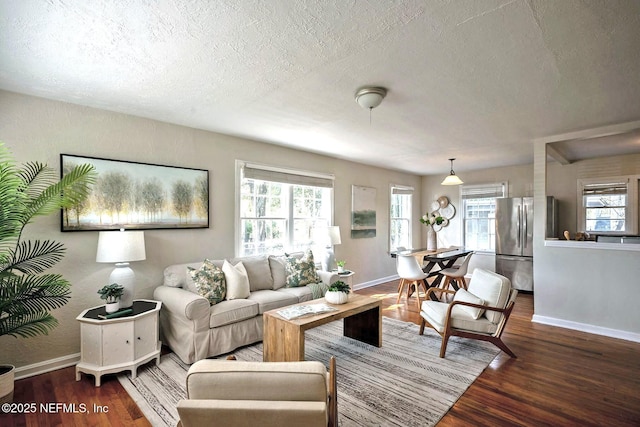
<box><xmin>1</xmin><ymin>0</ymin><xmax>640</xmax><ymax>175</ymax></box>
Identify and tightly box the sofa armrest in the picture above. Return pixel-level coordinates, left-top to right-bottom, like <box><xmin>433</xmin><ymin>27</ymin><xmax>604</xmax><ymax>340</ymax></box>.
<box><xmin>316</xmin><ymin>270</ymin><xmax>339</xmax><ymax>286</ymax></box>
<box><xmin>153</xmin><ymin>286</ymin><xmax>210</xmax><ymax>321</ymax></box>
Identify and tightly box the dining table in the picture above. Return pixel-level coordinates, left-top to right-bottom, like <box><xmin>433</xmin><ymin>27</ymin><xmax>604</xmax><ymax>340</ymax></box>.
<box><xmin>391</xmin><ymin>247</ymin><xmax>473</xmax><ymax>298</ymax></box>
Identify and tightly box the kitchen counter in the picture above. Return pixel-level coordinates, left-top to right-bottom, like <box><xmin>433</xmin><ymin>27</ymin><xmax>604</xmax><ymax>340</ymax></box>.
<box><xmin>544</xmin><ymin>239</ymin><xmax>640</xmax><ymax>252</ymax></box>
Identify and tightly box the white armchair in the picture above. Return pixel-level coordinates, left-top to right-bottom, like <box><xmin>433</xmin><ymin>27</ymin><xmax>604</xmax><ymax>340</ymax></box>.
<box><xmin>419</xmin><ymin>268</ymin><xmax>518</xmax><ymax>358</ymax></box>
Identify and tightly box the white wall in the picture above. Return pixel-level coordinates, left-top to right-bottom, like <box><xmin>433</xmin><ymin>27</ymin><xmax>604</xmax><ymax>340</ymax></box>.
<box><xmin>0</xmin><ymin>91</ymin><xmax>422</xmax><ymax>369</ymax></box>
<box><xmin>420</xmin><ymin>163</ymin><xmax>534</xmax><ymax>273</ymax></box>
<box><xmin>534</xmin><ymin>139</ymin><xmax>640</xmax><ymax>340</ymax></box>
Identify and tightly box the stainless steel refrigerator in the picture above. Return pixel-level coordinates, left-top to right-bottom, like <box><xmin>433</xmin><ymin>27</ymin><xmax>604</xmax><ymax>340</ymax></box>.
<box><xmin>495</xmin><ymin>197</ymin><xmax>534</xmax><ymax>291</ymax></box>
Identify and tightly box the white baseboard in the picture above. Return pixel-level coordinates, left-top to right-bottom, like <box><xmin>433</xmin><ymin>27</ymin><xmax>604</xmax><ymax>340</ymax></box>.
<box><xmin>14</xmin><ymin>353</ymin><xmax>80</xmax><ymax>380</ymax></box>
<box><xmin>353</xmin><ymin>274</ymin><xmax>399</xmax><ymax>291</ymax></box>
<box><xmin>532</xmin><ymin>315</ymin><xmax>640</xmax><ymax>343</ymax></box>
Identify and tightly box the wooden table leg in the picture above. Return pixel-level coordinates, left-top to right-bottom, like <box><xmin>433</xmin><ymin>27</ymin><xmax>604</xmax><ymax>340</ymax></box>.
<box><xmin>263</xmin><ymin>314</ymin><xmax>305</xmax><ymax>362</ymax></box>
<box><xmin>344</xmin><ymin>305</ymin><xmax>382</xmax><ymax>347</ymax></box>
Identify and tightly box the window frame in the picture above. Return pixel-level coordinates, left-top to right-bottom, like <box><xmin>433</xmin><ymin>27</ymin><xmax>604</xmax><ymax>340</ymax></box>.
<box><xmin>459</xmin><ymin>182</ymin><xmax>507</xmax><ymax>253</ymax></box>
<box><xmin>389</xmin><ymin>184</ymin><xmax>413</xmax><ymax>252</ymax></box>
<box><xmin>577</xmin><ymin>175</ymin><xmax>638</xmax><ymax>235</ymax></box>
<box><xmin>235</xmin><ymin>160</ymin><xmax>335</xmax><ymax>256</ymax></box>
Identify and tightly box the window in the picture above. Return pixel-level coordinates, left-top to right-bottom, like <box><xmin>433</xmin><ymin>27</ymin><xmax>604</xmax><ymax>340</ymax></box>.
<box><xmin>460</xmin><ymin>182</ymin><xmax>507</xmax><ymax>252</ymax></box>
<box><xmin>238</xmin><ymin>162</ymin><xmax>334</xmax><ymax>256</ymax></box>
<box><xmin>390</xmin><ymin>185</ymin><xmax>413</xmax><ymax>251</ymax></box>
<box><xmin>578</xmin><ymin>176</ymin><xmax>638</xmax><ymax>234</ymax></box>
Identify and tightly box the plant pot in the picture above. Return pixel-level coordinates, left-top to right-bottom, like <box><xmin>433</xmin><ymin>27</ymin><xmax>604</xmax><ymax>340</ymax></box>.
<box><xmin>0</xmin><ymin>364</ymin><xmax>15</xmax><ymax>404</ymax></box>
<box><xmin>105</xmin><ymin>301</ymin><xmax>120</xmax><ymax>313</ymax></box>
<box><xmin>337</xmin><ymin>266</ymin><xmax>345</xmax><ymax>273</ymax></box>
<box><xmin>325</xmin><ymin>291</ymin><xmax>349</xmax><ymax>305</ymax></box>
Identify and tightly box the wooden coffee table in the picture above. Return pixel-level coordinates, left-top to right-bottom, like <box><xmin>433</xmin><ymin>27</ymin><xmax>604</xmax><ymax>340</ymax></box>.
<box><xmin>263</xmin><ymin>294</ymin><xmax>382</xmax><ymax>362</ymax></box>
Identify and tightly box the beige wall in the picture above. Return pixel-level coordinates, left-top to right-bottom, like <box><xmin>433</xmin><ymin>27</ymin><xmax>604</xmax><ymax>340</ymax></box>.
<box><xmin>0</xmin><ymin>91</ymin><xmax>422</xmax><ymax>369</ymax></box>
<box><xmin>546</xmin><ymin>153</ymin><xmax>640</xmax><ymax>236</ymax></box>
<box><xmin>420</xmin><ymin>163</ymin><xmax>534</xmax><ymax>272</ymax></box>
<box><xmin>534</xmin><ymin>140</ymin><xmax>640</xmax><ymax>340</ymax></box>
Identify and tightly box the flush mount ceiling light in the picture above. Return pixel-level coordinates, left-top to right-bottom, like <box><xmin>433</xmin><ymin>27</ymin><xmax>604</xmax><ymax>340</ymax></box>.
<box><xmin>441</xmin><ymin>158</ymin><xmax>464</xmax><ymax>185</ymax></box>
<box><xmin>355</xmin><ymin>87</ymin><xmax>387</xmax><ymax>110</ymax></box>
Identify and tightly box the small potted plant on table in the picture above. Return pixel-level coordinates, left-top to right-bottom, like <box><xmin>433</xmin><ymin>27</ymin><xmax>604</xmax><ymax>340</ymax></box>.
<box><xmin>336</xmin><ymin>260</ymin><xmax>346</xmax><ymax>273</ymax></box>
<box><xmin>325</xmin><ymin>280</ymin><xmax>350</xmax><ymax>305</ymax></box>
<box><xmin>97</xmin><ymin>283</ymin><xmax>125</xmax><ymax>313</ymax></box>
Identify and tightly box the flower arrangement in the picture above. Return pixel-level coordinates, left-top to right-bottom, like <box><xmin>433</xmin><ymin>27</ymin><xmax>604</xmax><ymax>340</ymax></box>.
<box><xmin>420</xmin><ymin>213</ymin><xmax>445</xmax><ymax>227</ymax></box>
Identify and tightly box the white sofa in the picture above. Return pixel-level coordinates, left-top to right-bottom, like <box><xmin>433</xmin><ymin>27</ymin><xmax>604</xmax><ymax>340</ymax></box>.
<box><xmin>153</xmin><ymin>254</ymin><xmax>338</xmax><ymax>364</ymax></box>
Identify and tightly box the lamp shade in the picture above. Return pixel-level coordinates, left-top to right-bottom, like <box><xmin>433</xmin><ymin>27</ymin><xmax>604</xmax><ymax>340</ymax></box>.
<box><xmin>441</xmin><ymin>174</ymin><xmax>464</xmax><ymax>185</ymax></box>
<box><xmin>96</xmin><ymin>230</ymin><xmax>146</xmax><ymax>263</ymax></box>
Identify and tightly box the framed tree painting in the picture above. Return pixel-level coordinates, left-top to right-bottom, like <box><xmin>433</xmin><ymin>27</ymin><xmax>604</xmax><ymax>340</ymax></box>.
<box><xmin>351</xmin><ymin>185</ymin><xmax>376</xmax><ymax>238</ymax></box>
<box><xmin>60</xmin><ymin>154</ymin><xmax>209</xmax><ymax>231</ymax></box>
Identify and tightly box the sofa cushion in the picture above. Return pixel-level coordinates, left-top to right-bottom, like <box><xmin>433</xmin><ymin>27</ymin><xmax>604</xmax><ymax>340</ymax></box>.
<box><xmin>276</xmin><ymin>286</ymin><xmax>313</xmax><ymax>302</ymax></box>
<box><xmin>209</xmin><ymin>299</ymin><xmax>259</xmax><ymax>328</ymax></box>
<box><xmin>420</xmin><ymin>300</ymin><xmax>498</xmax><ymax>335</ymax></box>
<box><xmin>248</xmin><ymin>290</ymin><xmax>299</xmax><ymax>314</ymax></box>
<box><xmin>467</xmin><ymin>269</ymin><xmax>511</xmax><ymax>324</ymax></box>
<box><xmin>188</xmin><ymin>259</ymin><xmax>226</xmax><ymax>305</ymax></box>
<box><xmin>452</xmin><ymin>288</ymin><xmax>485</xmax><ymax>320</ymax></box>
<box><xmin>223</xmin><ymin>260</ymin><xmax>251</xmax><ymax>300</ymax></box>
<box><xmin>164</xmin><ymin>262</ymin><xmax>203</xmax><ymax>292</ymax></box>
<box><xmin>285</xmin><ymin>250</ymin><xmax>320</xmax><ymax>287</ymax></box>
<box><xmin>229</xmin><ymin>255</ymin><xmax>274</xmax><ymax>291</ymax></box>
<box><xmin>269</xmin><ymin>255</ymin><xmax>288</xmax><ymax>290</ymax></box>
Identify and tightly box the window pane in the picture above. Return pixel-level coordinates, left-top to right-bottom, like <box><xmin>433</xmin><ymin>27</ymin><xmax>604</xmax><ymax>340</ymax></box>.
<box><xmin>584</xmin><ymin>194</ymin><xmax>626</xmax><ymax>232</ymax></box>
<box><xmin>390</xmin><ymin>191</ymin><xmax>412</xmax><ymax>250</ymax></box>
<box><xmin>240</xmin><ymin>178</ymin><xmax>332</xmax><ymax>256</ymax></box>
<box><xmin>461</xmin><ymin>184</ymin><xmax>503</xmax><ymax>252</ymax></box>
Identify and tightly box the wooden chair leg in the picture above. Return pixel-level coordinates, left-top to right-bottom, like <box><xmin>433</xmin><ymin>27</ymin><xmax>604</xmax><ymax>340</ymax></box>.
<box><xmin>419</xmin><ymin>317</ymin><xmax>426</xmax><ymax>335</ymax></box>
<box><xmin>439</xmin><ymin>333</ymin><xmax>451</xmax><ymax>358</ymax></box>
<box><xmin>414</xmin><ymin>281</ymin><xmax>421</xmax><ymax>310</ymax></box>
<box><xmin>396</xmin><ymin>279</ymin><xmax>405</xmax><ymax>304</ymax></box>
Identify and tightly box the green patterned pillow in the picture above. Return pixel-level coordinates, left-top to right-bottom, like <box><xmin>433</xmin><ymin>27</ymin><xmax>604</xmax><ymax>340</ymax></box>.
<box><xmin>285</xmin><ymin>250</ymin><xmax>320</xmax><ymax>288</ymax></box>
<box><xmin>188</xmin><ymin>259</ymin><xmax>226</xmax><ymax>305</ymax></box>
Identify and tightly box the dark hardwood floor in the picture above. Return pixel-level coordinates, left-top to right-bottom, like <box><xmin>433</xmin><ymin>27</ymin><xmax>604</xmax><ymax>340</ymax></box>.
<box><xmin>3</xmin><ymin>280</ymin><xmax>640</xmax><ymax>426</ymax></box>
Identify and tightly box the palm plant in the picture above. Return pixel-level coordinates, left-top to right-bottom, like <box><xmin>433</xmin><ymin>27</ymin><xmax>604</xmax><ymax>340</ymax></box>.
<box><xmin>0</xmin><ymin>142</ymin><xmax>96</xmax><ymax>338</ymax></box>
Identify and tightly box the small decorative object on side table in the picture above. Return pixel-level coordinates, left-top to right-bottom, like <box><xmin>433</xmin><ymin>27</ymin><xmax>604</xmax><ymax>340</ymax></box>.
<box><xmin>75</xmin><ymin>299</ymin><xmax>162</xmax><ymax>387</ymax></box>
<box><xmin>336</xmin><ymin>269</ymin><xmax>355</xmax><ymax>287</ymax></box>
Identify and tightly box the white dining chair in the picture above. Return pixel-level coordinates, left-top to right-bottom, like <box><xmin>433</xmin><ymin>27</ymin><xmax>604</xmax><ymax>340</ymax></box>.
<box><xmin>438</xmin><ymin>252</ymin><xmax>473</xmax><ymax>293</ymax></box>
<box><xmin>396</xmin><ymin>254</ymin><xmax>429</xmax><ymax>310</ymax></box>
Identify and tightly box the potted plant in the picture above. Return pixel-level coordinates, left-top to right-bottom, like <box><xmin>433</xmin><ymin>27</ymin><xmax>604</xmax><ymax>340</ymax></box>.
<box><xmin>325</xmin><ymin>280</ymin><xmax>350</xmax><ymax>304</ymax></box>
<box><xmin>336</xmin><ymin>260</ymin><xmax>346</xmax><ymax>273</ymax></box>
<box><xmin>97</xmin><ymin>283</ymin><xmax>125</xmax><ymax>313</ymax></box>
<box><xmin>0</xmin><ymin>142</ymin><xmax>95</xmax><ymax>403</ymax></box>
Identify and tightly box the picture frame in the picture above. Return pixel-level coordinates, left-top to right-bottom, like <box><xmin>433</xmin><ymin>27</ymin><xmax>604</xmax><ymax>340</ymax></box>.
<box><xmin>351</xmin><ymin>185</ymin><xmax>376</xmax><ymax>238</ymax></box>
<box><xmin>60</xmin><ymin>154</ymin><xmax>209</xmax><ymax>231</ymax></box>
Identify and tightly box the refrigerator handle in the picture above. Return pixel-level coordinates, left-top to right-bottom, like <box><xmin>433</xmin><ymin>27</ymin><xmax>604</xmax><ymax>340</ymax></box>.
<box><xmin>517</xmin><ymin>205</ymin><xmax>521</xmax><ymax>248</ymax></box>
<box><xmin>523</xmin><ymin>205</ymin><xmax>528</xmax><ymax>249</ymax></box>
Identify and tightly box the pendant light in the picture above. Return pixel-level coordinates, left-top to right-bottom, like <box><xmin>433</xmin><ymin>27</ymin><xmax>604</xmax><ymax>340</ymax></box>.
<box><xmin>441</xmin><ymin>158</ymin><xmax>463</xmax><ymax>185</ymax></box>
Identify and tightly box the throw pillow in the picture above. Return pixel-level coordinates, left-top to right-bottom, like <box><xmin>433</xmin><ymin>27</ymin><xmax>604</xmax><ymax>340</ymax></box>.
<box><xmin>285</xmin><ymin>250</ymin><xmax>320</xmax><ymax>287</ymax></box>
<box><xmin>188</xmin><ymin>259</ymin><xmax>226</xmax><ymax>305</ymax></box>
<box><xmin>452</xmin><ymin>288</ymin><xmax>485</xmax><ymax>319</ymax></box>
<box><xmin>223</xmin><ymin>260</ymin><xmax>251</xmax><ymax>300</ymax></box>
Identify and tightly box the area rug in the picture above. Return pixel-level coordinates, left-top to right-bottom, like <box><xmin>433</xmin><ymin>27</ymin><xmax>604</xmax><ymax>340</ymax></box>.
<box><xmin>118</xmin><ymin>317</ymin><xmax>500</xmax><ymax>426</ymax></box>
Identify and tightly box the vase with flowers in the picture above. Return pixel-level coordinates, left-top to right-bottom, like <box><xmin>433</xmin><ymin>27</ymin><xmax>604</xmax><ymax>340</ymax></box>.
<box><xmin>420</xmin><ymin>213</ymin><xmax>445</xmax><ymax>250</ymax></box>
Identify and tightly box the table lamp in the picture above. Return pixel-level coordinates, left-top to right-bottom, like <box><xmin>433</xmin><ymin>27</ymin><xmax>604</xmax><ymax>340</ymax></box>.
<box><xmin>313</xmin><ymin>226</ymin><xmax>341</xmax><ymax>271</ymax></box>
<box><xmin>96</xmin><ymin>229</ymin><xmax>146</xmax><ymax>309</ymax></box>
